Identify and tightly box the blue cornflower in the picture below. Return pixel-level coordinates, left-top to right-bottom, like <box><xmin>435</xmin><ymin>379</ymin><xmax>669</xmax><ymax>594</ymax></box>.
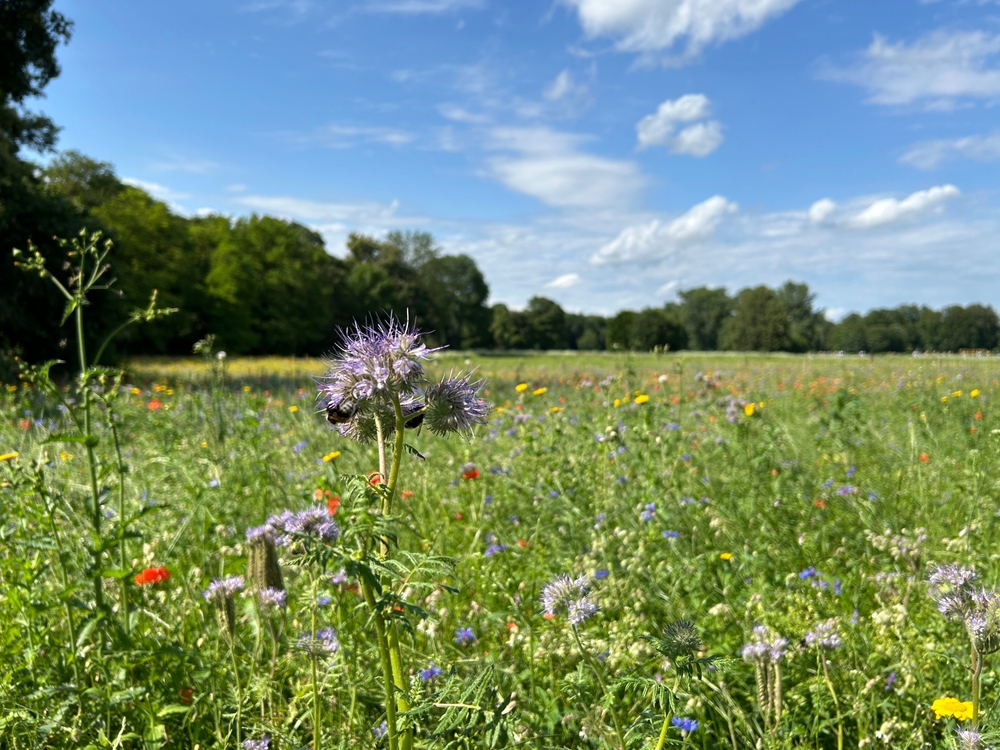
<box><xmin>833</xmin><ymin>579</ymin><xmax>842</xmax><ymax>596</ymax></box>
<box><xmin>616</xmin><ymin>476</ymin><xmax>627</xmax><ymax>484</ymax></box>
<box><xmin>885</xmin><ymin>671</ymin><xmax>897</xmax><ymax>690</ymax></box>
<box><xmin>868</xmin><ymin>491</ymin><xmax>879</xmax><ymax>500</ymax></box>
<box><xmin>821</xmin><ymin>478</ymin><xmax>834</xmax><ymax>488</ymax></box>
<box><xmin>663</xmin><ymin>530</ymin><xmax>679</xmax><ymax>539</ymax></box>
<box><xmin>672</xmin><ymin>716</ymin><xmax>699</xmax><ymax>733</ymax></box>
<box><xmin>680</xmin><ymin>454</ymin><xmax>691</xmax><ymax>462</ymax></box>
<box><xmin>847</xmin><ymin>465</ymin><xmax>856</xmax><ymax>478</ymax></box>
<box><xmin>617</xmin><ymin>445</ymin><xmax>626</xmax><ymax>454</ymax></box>
<box><xmin>507</xmin><ymin>514</ymin><xmax>519</xmax><ymax>525</ymax></box>
<box><xmin>485</xmin><ymin>543</ymin><xmax>507</xmax><ymax>557</ymax></box>
<box><xmin>455</xmin><ymin>627</ymin><xmax>476</xmax><ymax>646</ymax></box>
<box><xmin>209</xmin><ymin>478</ymin><xmax>220</xmax><ymax>488</ymax></box>
<box><xmin>292</xmin><ymin>440</ymin><xmax>308</xmax><ymax>453</ymax></box>
<box><xmin>837</xmin><ymin>485</ymin><xmax>855</xmax><ymax>495</ymax></box>
<box><xmin>549</xmin><ymin>490</ymin><xmax>559</xmax><ymax>498</ymax></box>
<box><xmin>667</xmin><ymin>423</ymin><xmax>680</xmax><ymax>430</ymax></box>
<box><xmin>420</xmin><ymin>663</ymin><xmax>443</xmax><ymax>681</ymax></box>
<box><xmin>373</xmin><ymin>721</ymin><xmax>389</xmax><ymax>740</ymax></box>
<box><xmin>316</xmin><ymin>595</ymin><xmax>331</xmax><ymax>607</ymax></box>
<box><xmin>594</xmin><ymin>569</ymin><xmax>610</xmax><ymax>579</ymax></box>
<box><xmin>799</xmin><ymin>567</ymin><xmax>818</xmax><ymax>580</ymax></box>
<box><xmin>641</xmin><ymin>503</ymin><xmax>656</xmax><ymax>522</ymax></box>
<box><xmin>483</xmin><ymin>494</ymin><xmax>494</xmax><ymax>506</ymax></box>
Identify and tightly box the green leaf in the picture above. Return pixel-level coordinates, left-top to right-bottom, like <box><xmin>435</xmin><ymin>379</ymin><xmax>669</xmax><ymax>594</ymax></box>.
<box><xmin>44</xmin><ymin>432</ymin><xmax>99</xmax><ymax>447</ymax></box>
<box><xmin>100</xmin><ymin>569</ymin><xmax>132</xmax><ymax>579</ymax></box>
<box><xmin>156</xmin><ymin>704</ymin><xmax>192</xmax><ymax>717</ymax></box>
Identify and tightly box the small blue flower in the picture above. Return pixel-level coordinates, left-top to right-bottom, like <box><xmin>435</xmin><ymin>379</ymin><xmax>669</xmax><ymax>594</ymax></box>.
<box><xmin>672</xmin><ymin>716</ymin><xmax>699</xmax><ymax>733</ymax></box>
<box><xmin>483</xmin><ymin>494</ymin><xmax>494</xmax><ymax>506</ymax></box>
<box><xmin>616</xmin><ymin>476</ymin><xmax>627</xmax><ymax>484</ymax></box>
<box><xmin>799</xmin><ymin>567</ymin><xmax>818</xmax><ymax>580</ymax></box>
<box><xmin>680</xmin><ymin>454</ymin><xmax>691</xmax><ymax>462</ymax></box>
<box><xmin>667</xmin><ymin>423</ymin><xmax>680</xmax><ymax>430</ymax></box>
<box><xmin>292</xmin><ymin>440</ymin><xmax>308</xmax><ymax>453</ymax></box>
<box><xmin>837</xmin><ymin>485</ymin><xmax>854</xmax><ymax>496</ymax></box>
<box><xmin>821</xmin><ymin>478</ymin><xmax>834</xmax><ymax>488</ymax></box>
<box><xmin>316</xmin><ymin>595</ymin><xmax>331</xmax><ymax>607</ymax></box>
<box><xmin>663</xmin><ymin>530</ymin><xmax>679</xmax><ymax>539</ymax></box>
<box><xmin>884</xmin><ymin>671</ymin><xmax>897</xmax><ymax>690</ymax></box>
<box><xmin>594</xmin><ymin>569</ymin><xmax>609</xmax><ymax>579</ymax></box>
<box><xmin>420</xmin><ymin>662</ymin><xmax>443</xmax><ymax>681</ymax></box>
<box><xmin>617</xmin><ymin>445</ymin><xmax>626</xmax><ymax>454</ymax></box>
<box><xmin>868</xmin><ymin>490</ymin><xmax>879</xmax><ymax>500</ymax></box>
<box><xmin>455</xmin><ymin>627</ymin><xmax>476</xmax><ymax>646</ymax></box>
<box><xmin>846</xmin><ymin>465</ymin><xmax>856</xmax><ymax>478</ymax></box>
<box><xmin>373</xmin><ymin>720</ymin><xmax>388</xmax><ymax>740</ymax></box>
<box><xmin>549</xmin><ymin>490</ymin><xmax>559</xmax><ymax>498</ymax></box>
<box><xmin>833</xmin><ymin>579</ymin><xmax>842</xmax><ymax>596</ymax></box>
<box><xmin>208</xmin><ymin>479</ymin><xmax>220</xmax><ymax>488</ymax></box>
<box><xmin>485</xmin><ymin>543</ymin><xmax>507</xmax><ymax>557</ymax></box>
<box><xmin>641</xmin><ymin>503</ymin><xmax>656</xmax><ymax>522</ymax></box>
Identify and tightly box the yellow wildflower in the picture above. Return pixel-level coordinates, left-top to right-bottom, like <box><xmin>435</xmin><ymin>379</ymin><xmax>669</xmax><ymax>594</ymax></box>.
<box><xmin>289</xmin><ymin>405</ymin><xmax>298</xmax><ymax>412</ymax></box>
<box><xmin>941</xmin><ymin>396</ymin><xmax>949</xmax><ymax>403</ymax></box>
<box><xmin>759</xmin><ymin>401</ymin><xmax>766</xmax><ymax>408</ymax></box>
<box><xmin>201</xmin><ymin>442</ymin><xmax>208</xmax><ymax>448</ymax></box>
<box><xmin>549</xmin><ymin>407</ymin><xmax>563</xmax><ymax>413</ymax></box>
<box><xmin>532</xmin><ymin>387</ymin><xmax>547</xmax><ymax>396</ymax></box>
<box><xmin>60</xmin><ymin>451</ymin><xmax>74</xmax><ymax>462</ymax></box>
<box><xmin>634</xmin><ymin>394</ymin><xmax>649</xmax><ymax>404</ymax></box>
<box><xmin>719</xmin><ymin>552</ymin><xmax>733</xmax><ymax>561</ymax></box>
<box><xmin>932</xmin><ymin>697</ymin><xmax>973</xmax><ymax>721</ymax></box>
<box><xmin>515</xmin><ymin>383</ymin><xmax>528</xmax><ymax>393</ymax></box>
<box><xmin>744</xmin><ymin>403</ymin><xmax>756</xmax><ymax>416</ymax></box>
<box><xmin>6</xmin><ymin>384</ymin><xmax>17</xmax><ymax>393</ymax></box>
<box><xmin>0</xmin><ymin>451</ymin><xmax>18</xmax><ymax>461</ymax></box>
<box><xmin>972</xmin><ymin>389</ymin><xmax>980</xmax><ymax>398</ymax></box>
<box><xmin>613</xmin><ymin>399</ymin><xmax>621</xmax><ymax>407</ymax></box>
<box><xmin>243</xmin><ymin>385</ymin><xmax>251</xmax><ymax>393</ymax></box>
<box><xmin>952</xmin><ymin>390</ymin><xmax>963</xmax><ymax>398</ymax></box>
<box><xmin>131</xmin><ymin>387</ymin><xmax>141</xmax><ymax>395</ymax></box>
<box><xmin>322</xmin><ymin>451</ymin><xmax>341</xmax><ymax>463</ymax></box>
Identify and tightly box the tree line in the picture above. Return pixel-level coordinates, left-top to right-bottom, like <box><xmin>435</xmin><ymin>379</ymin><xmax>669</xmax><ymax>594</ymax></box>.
<box><xmin>2</xmin><ymin>2</ymin><xmax>998</xmax><ymax>364</ymax></box>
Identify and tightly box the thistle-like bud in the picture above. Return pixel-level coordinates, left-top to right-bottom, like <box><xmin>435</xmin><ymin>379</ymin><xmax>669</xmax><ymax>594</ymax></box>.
<box><xmin>660</xmin><ymin>620</ymin><xmax>701</xmax><ymax>658</ymax></box>
<box><xmin>204</xmin><ymin>576</ymin><xmax>245</xmax><ymax>639</ymax></box>
<box><xmin>246</xmin><ymin>526</ymin><xmax>284</xmax><ymax>595</ymax></box>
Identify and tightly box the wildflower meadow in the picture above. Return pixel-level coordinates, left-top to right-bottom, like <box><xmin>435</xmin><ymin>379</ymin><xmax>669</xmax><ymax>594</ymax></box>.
<box><xmin>6</xmin><ymin>236</ymin><xmax>1000</xmax><ymax>750</ymax></box>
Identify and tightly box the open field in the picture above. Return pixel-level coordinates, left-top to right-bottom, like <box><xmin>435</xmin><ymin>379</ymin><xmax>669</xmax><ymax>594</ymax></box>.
<box><xmin>4</xmin><ymin>351</ymin><xmax>1000</xmax><ymax>749</ymax></box>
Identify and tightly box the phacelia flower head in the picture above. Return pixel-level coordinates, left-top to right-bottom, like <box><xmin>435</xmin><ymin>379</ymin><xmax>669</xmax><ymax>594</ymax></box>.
<box><xmin>242</xmin><ymin>737</ymin><xmax>270</xmax><ymax>750</ymax></box>
<box><xmin>741</xmin><ymin>624</ymin><xmax>788</xmax><ymax>664</ymax></box>
<box><xmin>804</xmin><ymin>618</ymin><xmax>841</xmax><ymax>650</ymax></box>
<box><xmin>660</xmin><ymin>620</ymin><xmax>701</xmax><ymax>658</ymax></box>
<box><xmin>258</xmin><ymin>587</ymin><xmax>287</xmax><ymax>609</ymax></box>
<box><xmin>424</xmin><ymin>374</ymin><xmax>490</xmax><ymax>437</ymax></box>
<box><xmin>204</xmin><ymin>575</ymin><xmax>245</xmax><ymax>602</ymax></box>
<box><xmin>297</xmin><ymin>627</ymin><xmax>340</xmax><ymax>658</ymax></box>
<box><xmin>541</xmin><ymin>574</ymin><xmax>598</xmax><ymax>625</ymax></box>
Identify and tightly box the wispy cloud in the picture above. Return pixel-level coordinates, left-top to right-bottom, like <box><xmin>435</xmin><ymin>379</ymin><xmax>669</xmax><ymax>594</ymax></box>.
<box><xmin>899</xmin><ymin>132</ymin><xmax>1000</xmax><ymax>169</ymax></box>
<box><xmin>150</xmin><ymin>156</ymin><xmax>220</xmax><ymax>174</ymax></box>
<box><xmin>545</xmin><ymin>272</ymin><xmax>581</xmax><ymax>289</ymax></box>
<box><xmin>235</xmin><ymin>195</ymin><xmax>405</xmax><ymax>223</ymax></box>
<box><xmin>821</xmin><ymin>31</ymin><xmax>1000</xmax><ymax>110</ymax></box>
<box><xmin>484</xmin><ymin>126</ymin><xmax>647</xmax><ymax>209</ymax></box>
<box><xmin>122</xmin><ymin>178</ymin><xmax>191</xmax><ymax>201</ymax></box>
<box><xmin>276</xmin><ymin>123</ymin><xmax>416</xmax><ymax>149</ymax></box>
<box><xmin>362</xmin><ymin>0</ymin><xmax>484</xmax><ymax>12</ymax></box>
<box><xmin>847</xmin><ymin>184</ymin><xmax>960</xmax><ymax>229</ymax></box>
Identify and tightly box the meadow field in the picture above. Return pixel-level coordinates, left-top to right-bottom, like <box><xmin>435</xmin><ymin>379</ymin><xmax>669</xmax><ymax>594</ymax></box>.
<box><xmin>3</xmin><ymin>349</ymin><xmax>1000</xmax><ymax>749</ymax></box>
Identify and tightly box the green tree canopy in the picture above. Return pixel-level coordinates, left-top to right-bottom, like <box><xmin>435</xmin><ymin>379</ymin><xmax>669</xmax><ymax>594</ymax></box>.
<box><xmin>678</xmin><ymin>286</ymin><xmax>732</xmax><ymax>350</ymax></box>
<box><xmin>720</xmin><ymin>286</ymin><xmax>792</xmax><ymax>352</ymax></box>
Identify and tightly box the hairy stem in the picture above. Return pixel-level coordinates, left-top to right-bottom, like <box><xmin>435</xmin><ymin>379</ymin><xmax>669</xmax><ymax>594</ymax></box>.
<box><xmin>572</xmin><ymin>626</ymin><xmax>627</xmax><ymax>750</ymax></box>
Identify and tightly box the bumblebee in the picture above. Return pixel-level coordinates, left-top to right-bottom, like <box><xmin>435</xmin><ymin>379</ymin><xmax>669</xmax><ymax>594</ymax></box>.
<box><xmin>403</xmin><ymin>401</ymin><xmax>425</xmax><ymax>430</ymax></box>
<box><xmin>325</xmin><ymin>402</ymin><xmax>356</xmax><ymax>425</ymax></box>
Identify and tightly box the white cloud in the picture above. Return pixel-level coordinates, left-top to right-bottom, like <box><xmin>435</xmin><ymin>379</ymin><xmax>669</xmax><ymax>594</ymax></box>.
<box><xmin>544</xmin><ymin>70</ymin><xmax>588</xmax><ymax>101</ymax></box>
<box><xmin>278</xmin><ymin>123</ymin><xmax>416</xmax><ymax>149</ymax></box>
<box><xmin>363</xmin><ymin>0</ymin><xmax>483</xmax><ymax>13</ymax></box>
<box><xmin>438</xmin><ymin>104</ymin><xmax>490</xmax><ymax>123</ymax></box>
<box><xmin>591</xmin><ymin>195</ymin><xmax>737</xmax><ymax>264</ymax></box>
<box><xmin>899</xmin><ymin>132</ymin><xmax>1000</xmax><ymax>170</ymax></box>
<box><xmin>636</xmin><ymin>94</ymin><xmax>722</xmax><ymax>155</ymax></box>
<box><xmin>226</xmin><ymin>184</ymin><xmax>248</xmax><ymax>192</ymax></box>
<box><xmin>808</xmin><ymin>198</ymin><xmax>836</xmax><ymax>223</ymax></box>
<box><xmin>563</xmin><ymin>0</ymin><xmax>802</xmax><ymax>60</ymax></box>
<box><xmin>823</xmin><ymin>31</ymin><xmax>1000</xmax><ymax>109</ymax></box>
<box><xmin>122</xmin><ymin>178</ymin><xmax>191</xmax><ymax>201</ymax></box>
<box><xmin>485</xmin><ymin>126</ymin><xmax>647</xmax><ymax>209</ymax></box>
<box><xmin>151</xmin><ymin>157</ymin><xmax>219</xmax><ymax>174</ymax></box>
<box><xmin>235</xmin><ymin>195</ymin><xmax>404</xmax><ymax>224</ymax></box>
<box><xmin>848</xmin><ymin>184</ymin><xmax>960</xmax><ymax>229</ymax></box>
<box><xmin>545</xmin><ymin>272</ymin><xmax>581</xmax><ymax>288</ymax></box>
<box><xmin>671</xmin><ymin>121</ymin><xmax>723</xmax><ymax>156</ymax></box>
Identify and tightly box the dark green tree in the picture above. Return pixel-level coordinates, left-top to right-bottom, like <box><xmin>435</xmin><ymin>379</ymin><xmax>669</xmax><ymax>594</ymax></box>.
<box><xmin>566</xmin><ymin>314</ymin><xmax>606</xmax><ymax>350</ymax></box>
<box><xmin>490</xmin><ymin>304</ymin><xmax>530</xmax><ymax>349</ymax></box>
<box><xmin>606</xmin><ymin>311</ymin><xmax>637</xmax><ymax>350</ymax></box>
<box><xmin>43</xmin><ymin>150</ymin><xmax>124</xmax><ymax>210</ymax></box>
<box><xmin>777</xmin><ymin>281</ymin><xmax>827</xmax><ymax>351</ymax></box>
<box><xmin>935</xmin><ymin>304</ymin><xmax>1000</xmax><ymax>351</ymax></box>
<box><xmin>719</xmin><ymin>286</ymin><xmax>791</xmax><ymax>351</ymax></box>
<box><xmin>524</xmin><ymin>297</ymin><xmax>567</xmax><ymax>350</ymax></box>
<box><xmin>678</xmin><ymin>286</ymin><xmax>732</xmax><ymax>350</ymax></box>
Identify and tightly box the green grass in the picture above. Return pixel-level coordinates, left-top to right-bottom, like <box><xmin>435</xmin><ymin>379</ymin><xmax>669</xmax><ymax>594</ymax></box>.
<box><xmin>3</xmin><ymin>352</ymin><xmax>1000</xmax><ymax>748</ymax></box>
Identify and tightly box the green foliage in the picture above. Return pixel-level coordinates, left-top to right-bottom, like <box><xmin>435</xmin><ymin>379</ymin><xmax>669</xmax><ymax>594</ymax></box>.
<box><xmin>678</xmin><ymin>286</ymin><xmax>733</xmax><ymax>351</ymax></box>
<box><xmin>719</xmin><ymin>286</ymin><xmax>792</xmax><ymax>351</ymax></box>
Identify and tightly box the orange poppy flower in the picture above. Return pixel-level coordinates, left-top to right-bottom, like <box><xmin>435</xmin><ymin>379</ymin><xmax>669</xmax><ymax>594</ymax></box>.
<box><xmin>462</xmin><ymin>469</ymin><xmax>480</xmax><ymax>480</ymax></box>
<box><xmin>135</xmin><ymin>566</ymin><xmax>170</xmax><ymax>585</ymax></box>
<box><xmin>147</xmin><ymin>399</ymin><xmax>162</xmax><ymax>411</ymax></box>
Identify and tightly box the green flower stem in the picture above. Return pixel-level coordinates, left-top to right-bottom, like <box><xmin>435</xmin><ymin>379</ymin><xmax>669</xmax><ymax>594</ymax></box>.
<box><xmin>107</xmin><ymin>408</ymin><xmax>130</xmax><ymax>635</ymax></box>
<box><xmin>229</xmin><ymin>638</ymin><xmax>243</xmax><ymax>748</ymax></box>
<box><xmin>819</xmin><ymin>651</ymin><xmax>842</xmax><ymax>750</ymax></box>
<box><xmin>572</xmin><ymin>626</ymin><xmax>627</xmax><ymax>750</ymax></box>
<box><xmin>311</xmin><ymin>584</ymin><xmax>322</xmax><ymax>750</ymax></box>
<box><xmin>972</xmin><ymin>644</ymin><xmax>982</xmax><ymax>727</ymax></box>
<box><xmin>361</xmin><ymin>575</ymin><xmax>400</xmax><ymax>750</ymax></box>
<box><xmin>653</xmin><ymin>711</ymin><xmax>673</xmax><ymax>750</ymax></box>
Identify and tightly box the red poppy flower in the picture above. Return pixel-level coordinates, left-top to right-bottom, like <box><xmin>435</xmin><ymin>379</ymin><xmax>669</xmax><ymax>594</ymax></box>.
<box><xmin>135</xmin><ymin>566</ymin><xmax>170</xmax><ymax>586</ymax></box>
<box><xmin>919</xmin><ymin>453</ymin><xmax>930</xmax><ymax>463</ymax></box>
<box><xmin>975</xmin><ymin>411</ymin><xmax>983</xmax><ymax>420</ymax></box>
<box><xmin>455</xmin><ymin>512</ymin><xmax>463</xmax><ymax>520</ymax></box>
<box><xmin>327</xmin><ymin>495</ymin><xmax>340</xmax><ymax>515</ymax></box>
<box><xmin>517</xmin><ymin>539</ymin><xmax>529</xmax><ymax>548</ymax></box>
<box><xmin>367</xmin><ymin>472</ymin><xmax>383</xmax><ymax>485</ymax></box>
<box><xmin>179</xmin><ymin>688</ymin><xmax>194</xmax><ymax>705</ymax></box>
<box><xmin>401</xmin><ymin>490</ymin><xmax>415</xmax><ymax>499</ymax></box>
<box><xmin>462</xmin><ymin>469</ymin><xmax>480</xmax><ymax>480</ymax></box>
<box><xmin>147</xmin><ymin>399</ymin><xmax>162</xmax><ymax>411</ymax></box>
<box><xmin>19</xmin><ymin>419</ymin><xmax>30</xmax><ymax>430</ymax></box>
<box><xmin>814</xmin><ymin>499</ymin><xmax>826</xmax><ymax>509</ymax></box>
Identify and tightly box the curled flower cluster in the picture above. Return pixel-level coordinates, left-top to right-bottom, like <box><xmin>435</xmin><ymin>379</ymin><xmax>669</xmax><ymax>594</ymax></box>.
<box><xmin>242</xmin><ymin>737</ymin><xmax>270</xmax><ymax>750</ymax></box>
<box><xmin>929</xmin><ymin>564</ymin><xmax>1000</xmax><ymax>655</ymax></box>
<box><xmin>258</xmin><ymin>587</ymin><xmax>287</xmax><ymax>609</ymax></box>
<box><xmin>317</xmin><ymin>315</ymin><xmax>488</xmax><ymax>442</ymax></box>
<box><xmin>297</xmin><ymin>628</ymin><xmax>340</xmax><ymax>658</ymax></box>
<box><xmin>541</xmin><ymin>574</ymin><xmax>598</xmax><ymax>625</ymax></box>
<box><xmin>204</xmin><ymin>575</ymin><xmax>245</xmax><ymax>602</ymax></box>
<box><xmin>803</xmin><ymin>618</ymin><xmax>841</xmax><ymax>650</ymax></box>
<box><xmin>741</xmin><ymin>625</ymin><xmax>788</xmax><ymax>664</ymax></box>
<box><xmin>249</xmin><ymin>507</ymin><xmax>340</xmax><ymax>548</ymax></box>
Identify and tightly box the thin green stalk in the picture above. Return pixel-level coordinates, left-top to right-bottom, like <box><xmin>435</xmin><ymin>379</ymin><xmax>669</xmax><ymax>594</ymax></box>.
<box><xmin>361</xmin><ymin>576</ymin><xmax>400</xmax><ymax>750</ymax></box>
<box><xmin>108</xmin><ymin>409</ymin><xmax>130</xmax><ymax>634</ymax></box>
<box><xmin>972</xmin><ymin>644</ymin><xmax>982</xmax><ymax>728</ymax></box>
<box><xmin>572</xmin><ymin>626</ymin><xmax>627</xmax><ymax>750</ymax></box>
<box><xmin>229</xmin><ymin>639</ymin><xmax>243</xmax><ymax>748</ymax></box>
<box><xmin>312</xmin><ymin>588</ymin><xmax>322</xmax><ymax>750</ymax></box>
<box><xmin>819</xmin><ymin>652</ymin><xmax>843</xmax><ymax>750</ymax></box>
<box><xmin>653</xmin><ymin>710</ymin><xmax>673</xmax><ymax>750</ymax></box>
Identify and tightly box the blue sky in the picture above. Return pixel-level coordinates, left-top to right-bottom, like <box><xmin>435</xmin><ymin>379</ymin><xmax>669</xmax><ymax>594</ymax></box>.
<box><xmin>38</xmin><ymin>0</ymin><xmax>1000</xmax><ymax>317</ymax></box>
